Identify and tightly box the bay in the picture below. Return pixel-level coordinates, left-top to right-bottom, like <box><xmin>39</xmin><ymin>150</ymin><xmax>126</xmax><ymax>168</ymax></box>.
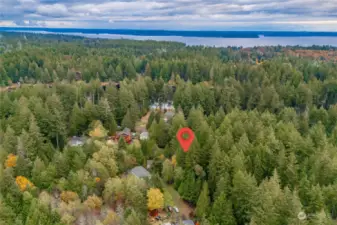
<box><xmin>2</xmin><ymin>28</ymin><xmax>337</xmax><ymax>47</ymax></box>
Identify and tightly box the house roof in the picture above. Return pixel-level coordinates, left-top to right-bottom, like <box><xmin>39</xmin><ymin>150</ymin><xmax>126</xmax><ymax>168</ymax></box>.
<box><xmin>140</xmin><ymin>131</ymin><xmax>149</xmax><ymax>137</ymax></box>
<box><xmin>69</xmin><ymin>136</ymin><xmax>85</xmax><ymax>146</ymax></box>
<box><xmin>182</xmin><ymin>220</ymin><xmax>195</xmax><ymax>225</ymax></box>
<box><xmin>150</xmin><ymin>102</ymin><xmax>174</xmax><ymax>111</ymax></box>
<box><xmin>123</xmin><ymin>127</ymin><xmax>131</xmax><ymax>133</ymax></box>
<box><xmin>146</xmin><ymin>160</ymin><xmax>153</xmax><ymax>169</ymax></box>
<box><xmin>139</xmin><ymin>128</ymin><xmax>149</xmax><ymax>139</ymax></box>
<box><xmin>118</xmin><ymin>127</ymin><xmax>131</xmax><ymax>136</ymax></box>
<box><xmin>164</xmin><ymin>111</ymin><xmax>175</xmax><ymax>118</ymax></box>
<box><xmin>130</xmin><ymin>166</ymin><xmax>151</xmax><ymax>178</ymax></box>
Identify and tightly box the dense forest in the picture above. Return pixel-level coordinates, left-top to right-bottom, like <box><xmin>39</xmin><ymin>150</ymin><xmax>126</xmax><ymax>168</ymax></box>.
<box><xmin>0</xmin><ymin>32</ymin><xmax>337</xmax><ymax>225</ymax></box>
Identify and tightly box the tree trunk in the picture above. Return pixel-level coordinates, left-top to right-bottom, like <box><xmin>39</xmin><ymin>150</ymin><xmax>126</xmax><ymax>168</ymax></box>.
<box><xmin>56</xmin><ymin>133</ymin><xmax>59</xmax><ymax>149</ymax></box>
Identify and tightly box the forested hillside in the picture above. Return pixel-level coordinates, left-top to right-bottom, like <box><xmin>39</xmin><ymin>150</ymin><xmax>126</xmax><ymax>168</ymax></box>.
<box><xmin>0</xmin><ymin>32</ymin><xmax>337</xmax><ymax>225</ymax></box>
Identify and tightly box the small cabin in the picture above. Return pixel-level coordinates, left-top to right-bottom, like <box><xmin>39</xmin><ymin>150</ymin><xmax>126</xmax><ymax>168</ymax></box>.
<box><xmin>69</xmin><ymin>136</ymin><xmax>86</xmax><ymax>147</ymax></box>
<box><xmin>150</xmin><ymin>101</ymin><xmax>175</xmax><ymax>112</ymax></box>
<box><xmin>75</xmin><ymin>71</ymin><xmax>82</xmax><ymax>81</ymax></box>
<box><xmin>146</xmin><ymin>160</ymin><xmax>153</xmax><ymax>170</ymax></box>
<box><xmin>183</xmin><ymin>220</ymin><xmax>195</xmax><ymax>225</ymax></box>
<box><xmin>130</xmin><ymin>166</ymin><xmax>151</xmax><ymax>179</ymax></box>
<box><xmin>140</xmin><ymin>131</ymin><xmax>149</xmax><ymax>140</ymax></box>
<box><xmin>113</xmin><ymin>128</ymin><xmax>132</xmax><ymax>143</ymax></box>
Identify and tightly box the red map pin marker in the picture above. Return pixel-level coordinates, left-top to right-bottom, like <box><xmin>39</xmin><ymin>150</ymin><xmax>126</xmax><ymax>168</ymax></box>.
<box><xmin>176</xmin><ymin>127</ymin><xmax>195</xmax><ymax>152</ymax></box>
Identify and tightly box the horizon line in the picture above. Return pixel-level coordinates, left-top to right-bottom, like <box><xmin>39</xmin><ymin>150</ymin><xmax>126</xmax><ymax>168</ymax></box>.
<box><xmin>1</xmin><ymin>27</ymin><xmax>337</xmax><ymax>33</ymax></box>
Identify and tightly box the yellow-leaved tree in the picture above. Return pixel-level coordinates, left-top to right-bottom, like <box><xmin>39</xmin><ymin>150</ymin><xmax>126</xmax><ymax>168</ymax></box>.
<box><xmin>60</xmin><ymin>191</ymin><xmax>79</xmax><ymax>203</ymax></box>
<box><xmin>84</xmin><ymin>195</ymin><xmax>103</xmax><ymax>210</ymax></box>
<box><xmin>147</xmin><ymin>188</ymin><xmax>164</xmax><ymax>211</ymax></box>
<box><xmin>5</xmin><ymin>154</ymin><xmax>17</xmax><ymax>168</ymax></box>
<box><xmin>171</xmin><ymin>155</ymin><xmax>177</xmax><ymax>167</ymax></box>
<box><xmin>103</xmin><ymin>210</ymin><xmax>119</xmax><ymax>225</ymax></box>
<box><xmin>89</xmin><ymin>121</ymin><xmax>108</xmax><ymax>138</ymax></box>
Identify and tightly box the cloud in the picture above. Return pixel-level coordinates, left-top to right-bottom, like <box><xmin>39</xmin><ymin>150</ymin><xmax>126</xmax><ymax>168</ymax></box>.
<box><xmin>37</xmin><ymin>4</ymin><xmax>69</xmax><ymax>17</ymax></box>
<box><xmin>0</xmin><ymin>0</ymin><xmax>336</xmax><ymax>30</ymax></box>
<box><xmin>0</xmin><ymin>21</ymin><xmax>17</xmax><ymax>27</ymax></box>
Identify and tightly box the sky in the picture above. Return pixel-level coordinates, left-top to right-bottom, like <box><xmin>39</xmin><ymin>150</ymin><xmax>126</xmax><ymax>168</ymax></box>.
<box><xmin>0</xmin><ymin>0</ymin><xmax>337</xmax><ymax>31</ymax></box>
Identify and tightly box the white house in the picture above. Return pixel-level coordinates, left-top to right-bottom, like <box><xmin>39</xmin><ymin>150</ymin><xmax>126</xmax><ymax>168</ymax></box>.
<box><xmin>150</xmin><ymin>101</ymin><xmax>175</xmax><ymax>112</ymax></box>
<box><xmin>69</xmin><ymin>136</ymin><xmax>85</xmax><ymax>147</ymax></box>
<box><xmin>140</xmin><ymin>131</ymin><xmax>149</xmax><ymax>140</ymax></box>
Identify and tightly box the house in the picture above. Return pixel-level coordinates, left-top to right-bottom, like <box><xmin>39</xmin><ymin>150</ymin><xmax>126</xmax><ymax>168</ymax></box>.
<box><xmin>150</xmin><ymin>102</ymin><xmax>160</xmax><ymax>111</ymax></box>
<box><xmin>162</xmin><ymin>102</ymin><xmax>174</xmax><ymax>111</ymax></box>
<box><xmin>146</xmin><ymin>160</ymin><xmax>153</xmax><ymax>170</ymax></box>
<box><xmin>75</xmin><ymin>71</ymin><xmax>82</xmax><ymax>81</ymax></box>
<box><xmin>164</xmin><ymin>111</ymin><xmax>175</xmax><ymax>122</ymax></box>
<box><xmin>113</xmin><ymin>127</ymin><xmax>132</xmax><ymax>143</ymax></box>
<box><xmin>150</xmin><ymin>101</ymin><xmax>175</xmax><ymax>112</ymax></box>
<box><xmin>69</xmin><ymin>136</ymin><xmax>85</xmax><ymax>147</ymax></box>
<box><xmin>182</xmin><ymin>220</ymin><xmax>195</xmax><ymax>225</ymax></box>
<box><xmin>121</xmin><ymin>128</ymin><xmax>131</xmax><ymax>136</ymax></box>
<box><xmin>130</xmin><ymin>166</ymin><xmax>151</xmax><ymax>179</ymax></box>
<box><xmin>140</xmin><ymin>131</ymin><xmax>149</xmax><ymax>140</ymax></box>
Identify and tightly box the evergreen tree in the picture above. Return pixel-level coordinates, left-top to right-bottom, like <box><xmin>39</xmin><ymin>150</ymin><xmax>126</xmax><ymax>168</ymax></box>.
<box><xmin>150</xmin><ymin>119</ymin><xmax>169</xmax><ymax>148</ymax></box>
<box><xmin>106</xmin><ymin>85</ymin><xmax>118</xmax><ymax>112</ymax></box>
<box><xmin>213</xmin><ymin>173</ymin><xmax>230</xmax><ymax>200</ymax></box>
<box><xmin>215</xmin><ymin>107</ymin><xmax>226</xmax><ymax>128</ymax></box>
<box><xmin>322</xmin><ymin>184</ymin><xmax>337</xmax><ymax>219</ymax></box>
<box><xmin>208</xmin><ymin>142</ymin><xmax>230</xmax><ymax>193</ymax></box>
<box><xmin>147</xmin><ymin>111</ymin><xmax>155</xmax><ymax>129</ymax></box>
<box><xmin>200</xmin><ymin>216</ymin><xmax>211</xmax><ymax>225</ymax></box>
<box><xmin>195</xmin><ymin>182</ymin><xmax>210</xmax><ymax>218</ymax></box>
<box><xmin>121</xmin><ymin>109</ymin><xmax>134</xmax><ymax>130</ymax></box>
<box><xmin>98</xmin><ymin>98</ymin><xmax>117</xmax><ymax>134</ymax></box>
<box><xmin>2</xmin><ymin>125</ymin><xmax>17</xmax><ymax>153</ymax></box>
<box><xmin>210</xmin><ymin>192</ymin><xmax>237</xmax><ymax>225</ymax></box>
<box><xmin>129</xmin><ymin>102</ymin><xmax>141</xmax><ymax>125</ymax></box>
<box><xmin>69</xmin><ymin>102</ymin><xmax>87</xmax><ymax>136</ymax></box>
<box><xmin>309</xmin><ymin>210</ymin><xmax>334</xmax><ymax>225</ymax></box>
<box><xmin>124</xmin><ymin>61</ymin><xmax>137</xmax><ymax>79</ymax></box>
<box><xmin>124</xmin><ymin>209</ymin><xmax>142</xmax><ymax>225</ymax></box>
<box><xmin>0</xmin><ymin>200</ymin><xmax>16</xmax><ymax>225</ymax></box>
<box><xmin>11</xmin><ymin>99</ymin><xmax>32</xmax><ymax>135</ymax></box>
<box><xmin>31</xmin><ymin>157</ymin><xmax>46</xmax><ymax>187</ymax></box>
<box><xmin>14</xmin><ymin>155</ymin><xmax>31</xmax><ymax>178</ymax></box>
<box><xmin>178</xmin><ymin>170</ymin><xmax>197</xmax><ymax>203</ymax></box>
<box><xmin>162</xmin><ymin>159</ymin><xmax>174</xmax><ymax>184</ymax></box>
<box><xmin>26</xmin><ymin>115</ymin><xmax>44</xmax><ymax>161</ymax></box>
<box><xmin>144</xmin><ymin>63</ymin><xmax>152</xmax><ymax>78</ymax></box>
<box><xmin>117</xmin><ymin>87</ymin><xmax>135</xmax><ymax>122</ymax></box>
<box><xmin>231</xmin><ymin>170</ymin><xmax>258</xmax><ymax>225</ymax></box>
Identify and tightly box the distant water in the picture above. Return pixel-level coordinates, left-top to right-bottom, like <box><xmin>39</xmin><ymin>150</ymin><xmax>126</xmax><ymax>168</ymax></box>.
<box><xmin>78</xmin><ymin>33</ymin><xmax>337</xmax><ymax>47</ymax></box>
<box><xmin>1</xmin><ymin>27</ymin><xmax>337</xmax><ymax>47</ymax></box>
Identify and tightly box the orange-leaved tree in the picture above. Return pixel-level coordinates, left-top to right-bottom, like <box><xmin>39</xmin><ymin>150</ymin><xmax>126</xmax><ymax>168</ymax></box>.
<box><xmin>5</xmin><ymin>153</ymin><xmax>17</xmax><ymax>168</ymax></box>
<box><xmin>16</xmin><ymin>176</ymin><xmax>34</xmax><ymax>191</ymax></box>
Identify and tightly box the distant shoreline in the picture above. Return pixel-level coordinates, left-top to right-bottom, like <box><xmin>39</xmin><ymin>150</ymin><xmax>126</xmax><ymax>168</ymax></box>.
<box><xmin>1</xmin><ymin>27</ymin><xmax>337</xmax><ymax>38</ymax></box>
<box><xmin>2</xmin><ymin>28</ymin><xmax>337</xmax><ymax>47</ymax></box>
